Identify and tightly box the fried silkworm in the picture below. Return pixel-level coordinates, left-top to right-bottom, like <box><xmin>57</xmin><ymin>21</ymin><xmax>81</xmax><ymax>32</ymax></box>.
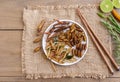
<box><xmin>33</xmin><ymin>37</ymin><xmax>41</xmax><ymax>43</ymax></box>
<box><xmin>34</xmin><ymin>47</ymin><xmax>40</xmax><ymax>52</ymax></box>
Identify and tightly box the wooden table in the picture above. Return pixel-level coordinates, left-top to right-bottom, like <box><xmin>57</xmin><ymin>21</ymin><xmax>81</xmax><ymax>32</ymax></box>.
<box><xmin>0</xmin><ymin>0</ymin><xmax>120</xmax><ymax>82</ymax></box>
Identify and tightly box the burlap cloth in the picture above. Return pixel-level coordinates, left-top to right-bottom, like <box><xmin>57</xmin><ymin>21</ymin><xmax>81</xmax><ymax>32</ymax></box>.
<box><xmin>22</xmin><ymin>4</ymin><xmax>113</xmax><ymax>79</ymax></box>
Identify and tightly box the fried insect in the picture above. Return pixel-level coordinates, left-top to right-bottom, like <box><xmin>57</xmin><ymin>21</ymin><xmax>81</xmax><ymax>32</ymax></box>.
<box><xmin>45</xmin><ymin>21</ymin><xmax>87</xmax><ymax>63</ymax></box>
<box><xmin>34</xmin><ymin>47</ymin><xmax>40</xmax><ymax>52</ymax></box>
<box><xmin>33</xmin><ymin>37</ymin><xmax>41</xmax><ymax>43</ymax></box>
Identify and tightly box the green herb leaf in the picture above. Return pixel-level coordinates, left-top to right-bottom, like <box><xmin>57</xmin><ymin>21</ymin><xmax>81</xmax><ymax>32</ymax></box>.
<box><xmin>65</xmin><ymin>54</ymin><xmax>73</xmax><ymax>59</ymax></box>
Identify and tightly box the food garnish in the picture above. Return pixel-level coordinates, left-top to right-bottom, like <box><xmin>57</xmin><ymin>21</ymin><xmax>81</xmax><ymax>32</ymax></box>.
<box><xmin>100</xmin><ymin>0</ymin><xmax>113</xmax><ymax>13</ymax></box>
<box><xmin>98</xmin><ymin>0</ymin><xmax>120</xmax><ymax>64</ymax></box>
<box><xmin>100</xmin><ymin>0</ymin><xmax>120</xmax><ymax>13</ymax></box>
<box><xmin>112</xmin><ymin>9</ymin><xmax>120</xmax><ymax>22</ymax></box>
<box><xmin>112</xmin><ymin>0</ymin><xmax>120</xmax><ymax>8</ymax></box>
<box><xmin>97</xmin><ymin>12</ymin><xmax>120</xmax><ymax>64</ymax></box>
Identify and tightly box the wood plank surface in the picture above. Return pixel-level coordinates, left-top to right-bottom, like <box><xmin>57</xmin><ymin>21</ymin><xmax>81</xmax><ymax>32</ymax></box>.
<box><xmin>0</xmin><ymin>0</ymin><xmax>119</xmax><ymax>82</ymax></box>
<box><xmin>0</xmin><ymin>77</ymin><xmax>118</xmax><ymax>82</ymax></box>
<box><xmin>0</xmin><ymin>0</ymin><xmax>100</xmax><ymax>29</ymax></box>
<box><xmin>0</xmin><ymin>77</ymin><xmax>100</xmax><ymax>82</ymax></box>
<box><xmin>0</xmin><ymin>31</ymin><xmax>22</xmax><ymax>76</ymax></box>
<box><xmin>100</xmin><ymin>78</ymin><xmax>120</xmax><ymax>82</ymax></box>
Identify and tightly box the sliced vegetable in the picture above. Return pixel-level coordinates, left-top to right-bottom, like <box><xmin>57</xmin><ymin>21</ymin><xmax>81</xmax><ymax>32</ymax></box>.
<box><xmin>112</xmin><ymin>9</ymin><xmax>120</xmax><ymax>22</ymax></box>
<box><xmin>112</xmin><ymin>0</ymin><xmax>120</xmax><ymax>8</ymax></box>
<box><xmin>100</xmin><ymin>0</ymin><xmax>113</xmax><ymax>13</ymax></box>
<box><xmin>97</xmin><ymin>12</ymin><xmax>107</xmax><ymax>18</ymax></box>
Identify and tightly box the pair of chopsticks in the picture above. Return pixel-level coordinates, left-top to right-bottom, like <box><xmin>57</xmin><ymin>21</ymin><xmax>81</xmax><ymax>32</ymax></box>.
<box><xmin>76</xmin><ymin>8</ymin><xmax>119</xmax><ymax>74</ymax></box>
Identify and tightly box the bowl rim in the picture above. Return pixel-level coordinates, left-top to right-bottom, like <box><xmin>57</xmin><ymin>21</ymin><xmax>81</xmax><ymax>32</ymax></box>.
<box><xmin>42</xmin><ymin>19</ymin><xmax>89</xmax><ymax>66</ymax></box>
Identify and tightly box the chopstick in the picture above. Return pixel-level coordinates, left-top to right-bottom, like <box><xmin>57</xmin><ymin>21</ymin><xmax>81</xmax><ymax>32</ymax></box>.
<box><xmin>76</xmin><ymin>8</ymin><xmax>118</xmax><ymax>74</ymax></box>
<box><xmin>76</xmin><ymin>8</ymin><xmax>119</xmax><ymax>71</ymax></box>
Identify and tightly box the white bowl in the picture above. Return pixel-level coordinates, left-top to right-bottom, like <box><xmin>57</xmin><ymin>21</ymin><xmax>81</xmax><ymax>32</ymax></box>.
<box><xmin>42</xmin><ymin>19</ymin><xmax>88</xmax><ymax>66</ymax></box>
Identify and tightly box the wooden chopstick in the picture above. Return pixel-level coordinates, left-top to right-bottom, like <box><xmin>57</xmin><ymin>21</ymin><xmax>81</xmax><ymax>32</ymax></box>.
<box><xmin>76</xmin><ymin>8</ymin><xmax>115</xmax><ymax>74</ymax></box>
<box><xmin>76</xmin><ymin>8</ymin><xmax>119</xmax><ymax>71</ymax></box>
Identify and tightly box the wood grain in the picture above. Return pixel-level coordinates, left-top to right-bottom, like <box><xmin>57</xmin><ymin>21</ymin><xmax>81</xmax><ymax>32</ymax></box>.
<box><xmin>0</xmin><ymin>77</ymin><xmax>100</xmax><ymax>82</ymax></box>
<box><xmin>0</xmin><ymin>0</ymin><xmax>119</xmax><ymax>82</ymax></box>
<box><xmin>0</xmin><ymin>77</ymin><xmax>117</xmax><ymax>82</ymax></box>
<box><xmin>100</xmin><ymin>78</ymin><xmax>120</xmax><ymax>82</ymax></box>
<box><xmin>0</xmin><ymin>31</ymin><xmax>22</xmax><ymax>76</ymax></box>
<box><xmin>0</xmin><ymin>0</ymin><xmax>100</xmax><ymax>29</ymax></box>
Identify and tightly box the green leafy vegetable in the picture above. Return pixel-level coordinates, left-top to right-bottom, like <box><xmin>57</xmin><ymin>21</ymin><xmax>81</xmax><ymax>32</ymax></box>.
<box><xmin>98</xmin><ymin>13</ymin><xmax>120</xmax><ymax>64</ymax></box>
<box><xmin>97</xmin><ymin>12</ymin><xmax>107</xmax><ymax>18</ymax></box>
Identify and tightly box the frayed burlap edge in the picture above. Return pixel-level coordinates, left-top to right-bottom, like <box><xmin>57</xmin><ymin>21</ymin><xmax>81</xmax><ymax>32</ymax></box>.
<box><xmin>22</xmin><ymin>4</ymin><xmax>109</xmax><ymax>80</ymax></box>
<box><xmin>25</xmin><ymin>73</ymin><xmax>108</xmax><ymax>79</ymax></box>
<box><xmin>26</xmin><ymin>4</ymin><xmax>98</xmax><ymax>10</ymax></box>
